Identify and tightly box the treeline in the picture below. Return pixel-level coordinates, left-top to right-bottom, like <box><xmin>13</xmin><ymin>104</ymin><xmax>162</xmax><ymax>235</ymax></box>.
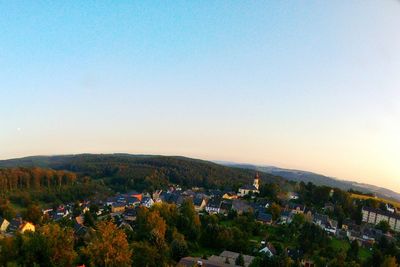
<box><xmin>0</xmin><ymin>167</ymin><xmax>77</xmax><ymax>193</ymax></box>
<box><xmin>0</xmin><ymin>154</ymin><xmax>284</xmax><ymax>192</ymax></box>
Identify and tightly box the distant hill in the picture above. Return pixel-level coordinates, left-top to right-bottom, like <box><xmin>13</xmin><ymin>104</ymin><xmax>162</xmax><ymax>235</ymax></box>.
<box><xmin>0</xmin><ymin>154</ymin><xmax>283</xmax><ymax>192</ymax></box>
<box><xmin>221</xmin><ymin>162</ymin><xmax>400</xmax><ymax>202</ymax></box>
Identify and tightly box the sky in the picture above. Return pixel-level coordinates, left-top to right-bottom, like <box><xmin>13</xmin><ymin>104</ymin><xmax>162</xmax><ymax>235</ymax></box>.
<box><xmin>1</xmin><ymin>1</ymin><xmax>399</xmax><ymax>192</ymax></box>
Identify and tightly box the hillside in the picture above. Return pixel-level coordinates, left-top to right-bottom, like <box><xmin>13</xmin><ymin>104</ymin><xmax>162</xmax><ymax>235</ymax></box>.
<box><xmin>0</xmin><ymin>154</ymin><xmax>284</xmax><ymax>192</ymax></box>
<box><xmin>224</xmin><ymin>163</ymin><xmax>400</xmax><ymax>202</ymax></box>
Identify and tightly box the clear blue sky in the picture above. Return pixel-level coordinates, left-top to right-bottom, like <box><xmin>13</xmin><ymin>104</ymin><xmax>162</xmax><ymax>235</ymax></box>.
<box><xmin>1</xmin><ymin>1</ymin><xmax>399</xmax><ymax>191</ymax></box>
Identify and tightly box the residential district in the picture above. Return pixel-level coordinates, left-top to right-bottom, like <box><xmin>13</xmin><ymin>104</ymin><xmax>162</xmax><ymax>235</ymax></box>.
<box><xmin>1</xmin><ymin>173</ymin><xmax>400</xmax><ymax>266</ymax></box>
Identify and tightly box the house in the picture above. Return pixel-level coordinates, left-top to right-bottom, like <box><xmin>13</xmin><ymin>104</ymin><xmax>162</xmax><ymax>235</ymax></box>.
<box><xmin>74</xmin><ymin>222</ymin><xmax>89</xmax><ymax>237</ymax></box>
<box><xmin>238</xmin><ymin>173</ymin><xmax>260</xmax><ymax>197</ymax></box>
<box><xmin>106</xmin><ymin>196</ymin><xmax>118</xmax><ymax>206</ymax></box>
<box><xmin>123</xmin><ymin>208</ymin><xmax>137</xmax><ymax>222</ymax></box>
<box><xmin>313</xmin><ymin>213</ymin><xmax>337</xmax><ymax>234</ymax></box>
<box><xmin>259</xmin><ymin>242</ymin><xmax>276</xmax><ymax>257</ymax></box>
<box><xmin>141</xmin><ymin>197</ymin><xmax>154</xmax><ymax>208</ymax></box>
<box><xmin>111</xmin><ymin>203</ymin><xmax>126</xmax><ymax>213</ymax></box>
<box><xmin>342</xmin><ymin>218</ymin><xmax>356</xmax><ymax>231</ymax></box>
<box><xmin>126</xmin><ymin>191</ymin><xmax>143</xmax><ymax>201</ymax></box>
<box><xmin>288</xmin><ymin>192</ymin><xmax>299</xmax><ymax>200</ymax></box>
<box><xmin>177</xmin><ymin>257</ymin><xmax>239</xmax><ymax>267</ymax></box>
<box><xmin>9</xmin><ymin>220</ymin><xmax>35</xmax><ymax>234</ymax></box>
<box><xmin>161</xmin><ymin>192</ymin><xmax>184</xmax><ymax>206</ymax></box>
<box><xmin>288</xmin><ymin>203</ymin><xmax>305</xmax><ymax>214</ymax></box>
<box><xmin>206</xmin><ymin>198</ymin><xmax>222</xmax><ymax>214</ymax></box>
<box><xmin>301</xmin><ymin>259</ymin><xmax>315</xmax><ymax>267</ymax></box>
<box><xmin>0</xmin><ymin>217</ymin><xmax>10</xmax><ymax>232</ymax></box>
<box><xmin>118</xmin><ymin>221</ymin><xmax>134</xmax><ymax>231</ymax></box>
<box><xmin>178</xmin><ymin>251</ymin><xmax>254</xmax><ymax>267</ymax></box>
<box><xmin>222</xmin><ymin>192</ymin><xmax>238</xmax><ymax>200</ymax></box>
<box><xmin>127</xmin><ymin>196</ymin><xmax>141</xmax><ymax>206</ymax></box>
<box><xmin>208</xmin><ymin>189</ymin><xmax>224</xmax><ymax>198</ymax></box>
<box><xmin>257</xmin><ymin>212</ymin><xmax>273</xmax><ymax>224</ymax></box>
<box><xmin>152</xmin><ymin>190</ymin><xmax>163</xmax><ymax>202</ymax></box>
<box><xmin>232</xmin><ymin>200</ymin><xmax>253</xmax><ymax>215</ymax></box>
<box><xmin>218</xmin><ymin>251</ymin><xmax>255</xmax><ymax>267</ymax></box>
<box><xmin>280</xmin><ymin>211</ymin><xmax>293</xmax><ymax>224</ymax></box>
<box><xmin>220</xmin><ymin>200</ymin><xmax>233</xmax><ymax>215</ymax></box>
<box><xmin>386</xmin><ymin>203</ymin><xmax>395</xmax><ymax>213</ymax></box>
<box><xmin>193</xmin><ymin>197</ymin><xmax>207</xmax><ymax>212</ymax></box>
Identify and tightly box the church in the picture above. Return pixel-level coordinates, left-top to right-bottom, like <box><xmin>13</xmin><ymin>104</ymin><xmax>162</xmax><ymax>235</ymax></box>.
<box><xmin>238</xmin><ymin>173</ymin><xmax>260</xmax><ymax>197</ymax></box>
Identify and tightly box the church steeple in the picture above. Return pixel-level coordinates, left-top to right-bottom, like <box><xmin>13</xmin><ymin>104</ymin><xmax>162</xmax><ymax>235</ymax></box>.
<box><xmin>253</xmin><ymin>172</ymin><xmax>260</xmax><ymax>190</ymax></box>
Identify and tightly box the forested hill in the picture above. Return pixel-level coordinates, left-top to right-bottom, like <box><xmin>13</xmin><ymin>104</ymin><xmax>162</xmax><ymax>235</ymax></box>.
<box><xmin>0</xmin><ymin>154</ymin><xmax>284</xmax><ymax>192</ymax></box>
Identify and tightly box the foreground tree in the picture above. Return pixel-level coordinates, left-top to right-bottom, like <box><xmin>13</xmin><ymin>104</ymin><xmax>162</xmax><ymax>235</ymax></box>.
<box><xmin>40</xmin><ymin>224</ymin><xmax>77</xmax><ymax>266</ymax></box>
<box><xmin>380</xmin><ymin>256</ymin><xmax>398</xmax><ymax>267</ymax></box>
<box><xmin>82</xmin><ymin>221</ymin><xmax>132</xmax><ymax>267</ymax></box>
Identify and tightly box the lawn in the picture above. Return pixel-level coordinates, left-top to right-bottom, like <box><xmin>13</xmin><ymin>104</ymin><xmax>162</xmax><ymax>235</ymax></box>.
<box><xmin>330</xmin><ymin>238</ymin><xmax>371</xmax><ymax>262</ymax></box>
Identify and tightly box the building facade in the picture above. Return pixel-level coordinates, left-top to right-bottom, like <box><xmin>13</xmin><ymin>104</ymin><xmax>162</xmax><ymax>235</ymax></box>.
<box><xmin>362</xmin><ymin>207</ymin><xmax>400</xmax><ymax>232</ymax></box>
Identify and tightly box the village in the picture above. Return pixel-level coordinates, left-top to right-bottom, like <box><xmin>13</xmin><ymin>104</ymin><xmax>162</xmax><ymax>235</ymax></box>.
<box><xmin>1</xmin><ymin>173</ymin><xmax>399</xmax><ymax>266</ymax></box>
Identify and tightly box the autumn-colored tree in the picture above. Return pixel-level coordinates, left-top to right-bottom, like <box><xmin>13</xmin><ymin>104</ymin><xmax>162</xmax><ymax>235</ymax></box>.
<box><xmin>82</xmin><ymin>221</ymin><xmax>132</xmax><ymax>267</ymax></box>
<box><xmin>40</xmin><ymin>224</ymin><xmax>77</xmax><ymax>266</ymax></box>
<box><xmin>269</xmin><ymin>203</ymin><xmax>282</xmax><ymax>221</ymax></box>
<box><xmin>135</xmin><ymin>207</ymin><xmax>167</xmax><ymax>248</ymax></box>
<box><xmin>380</xmin><ymin>256</ymin><xmax>398</xmax><ymax>267</ymax></box>
<box><xmin>24</xmin><ymin>204</ymin><xmax>43</xmax><ymax>225</ymax></box>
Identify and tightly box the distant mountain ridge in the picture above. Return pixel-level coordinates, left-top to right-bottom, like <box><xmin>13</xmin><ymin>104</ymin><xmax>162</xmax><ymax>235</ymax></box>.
<box><xmin>220</xmin><ymin>162</ymin><xmax>400</xmax><ymax>202</ymax></box>
<box><xmin>1</xmin><ymin>154</ymin><xmax>398</xmax><ymax>202</ymax></box>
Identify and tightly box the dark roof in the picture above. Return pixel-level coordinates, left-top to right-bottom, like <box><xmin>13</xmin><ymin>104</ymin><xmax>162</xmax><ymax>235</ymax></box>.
<box><xmin>257</xmin><ymin>212</ymin><xmax>273</xmax><ymax>223</ymax></box>
<box><xmin>281</xmin><ymin>211</ymin><xmax>292</xmax><ymax>217</ymax></box>
<box><xmin>127</xmin><ymin>196</ymin><xmax>140</xmax><ymax>204</ymax></box>
<box><xmin>208</xmin><ymin>189</ymin><xmax>224</xmax><ymax>197</ymax></box>
<box><xmin>193</xmin><ymin>197</ymin><xmax>204</xmax><ymax>206</ymax></box>
<box><xmin>207</xmin><ymin>198</ymin><xmax>222</xmax><ymax>209</ymax></box>
<box><xmin>124</xmin><ymin>208</ymin><xmax>137</xmax><ymax>217</ymax></box>
<box><xmin>7</xmin><ymin>218</ymin><xmax>22</xmax><ymax>233</ymax></box>
<box><xmin>232</xmin><ymin>200</ymin><xmax>253</xmax><ymax>213</ymax></box>
<box><xmin>239</xmin><ymin>184</ymin><xmax>258</xmax><ymax>191</ymax></box>
<box><xmin>178</xmin><ymin>257</ymin><xmax>240</xmax><ymax>267</ymax></box>
<box><xmin>288</xmin><ymin>203</ymin><xmax>305</xmax><ymax>210</ymax></box>
<box><xmin>220</xmin><ymin>201</ymin><xmax>233</xmax><ymax>211</ymax></box>
<box><xmin>74</xmin><ymin>223</ymin><xmax>88</xmax><ymax>236</ymax></box>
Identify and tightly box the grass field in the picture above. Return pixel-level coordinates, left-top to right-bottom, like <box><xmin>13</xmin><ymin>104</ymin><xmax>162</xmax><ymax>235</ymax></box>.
<box><xmin>330</xmin><ymin>238</ymin><xmax>371</xmax><ymax>262</ymax></box>
<box><xmin>350</xmin><ymin>193</ymin><xmax>400</xmax><ymax>209</ymax></box>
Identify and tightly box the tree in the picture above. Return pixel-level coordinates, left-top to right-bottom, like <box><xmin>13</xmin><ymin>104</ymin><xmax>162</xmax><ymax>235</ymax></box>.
<box><xmin>131</xmin><ymin>241</ymin><xmax>158</xmax><ymax>267</ymax></box>
<box><xmin>135</xmin><ymin>208</ymin><xmax>167</xmax><ymax>248</ymax></box>
<box><xmin>178</xmin><ymin>199</ymin><xmax>201</xmax><ymax>241</ymax></box>
<box><xmin>171</xmin><ymin>231</ymin><xmax>189</xmax><ymax>261</ymax></box>
<box><xmin>347</xmin><ymin>240</ymin><xmax>359</xmax><ymax>261</ymax></box>
<box><xmin>24</xmin><ymin>204</ymin><xmax>42</xmax><ymax>225</ymax></box>
<box><xmin>39</xmin><ymin>224</ymin><xmax>77</xmax><ymax>266</ymax></box>
<box><xmin>83</xmin><ymin>211</ymin><xmax>95</xmax><ymax>227</ymax></box>
<box><xmin>376</xmin><ymin>220</ymin><xmax>391</xmax><ymax>233</ymax></box>
<box><xmin>82</xmin><ymin>221</ymin><xmax>132</xmax><ymax>267</ymax></box>
<box><xmin>380</xmin><ymin>256</ymin><xmax>398</xmax><ymax>267</ymax></box>
<box><xmin>235</xmin><ymin>253</ymin><xmax>245</xmax><ymax>266</ymax></box>
<box><xmin>269</xmin><ymin>203</ymin><xmax>281</xmax><ymax>221</ymax></box>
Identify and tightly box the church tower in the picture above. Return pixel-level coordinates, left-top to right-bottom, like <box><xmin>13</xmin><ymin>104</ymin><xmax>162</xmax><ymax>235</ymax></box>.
<box><xmin>253</xmin><ymin>172</ymin><xmax>260</xmax><ymax>190</ymax></box>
